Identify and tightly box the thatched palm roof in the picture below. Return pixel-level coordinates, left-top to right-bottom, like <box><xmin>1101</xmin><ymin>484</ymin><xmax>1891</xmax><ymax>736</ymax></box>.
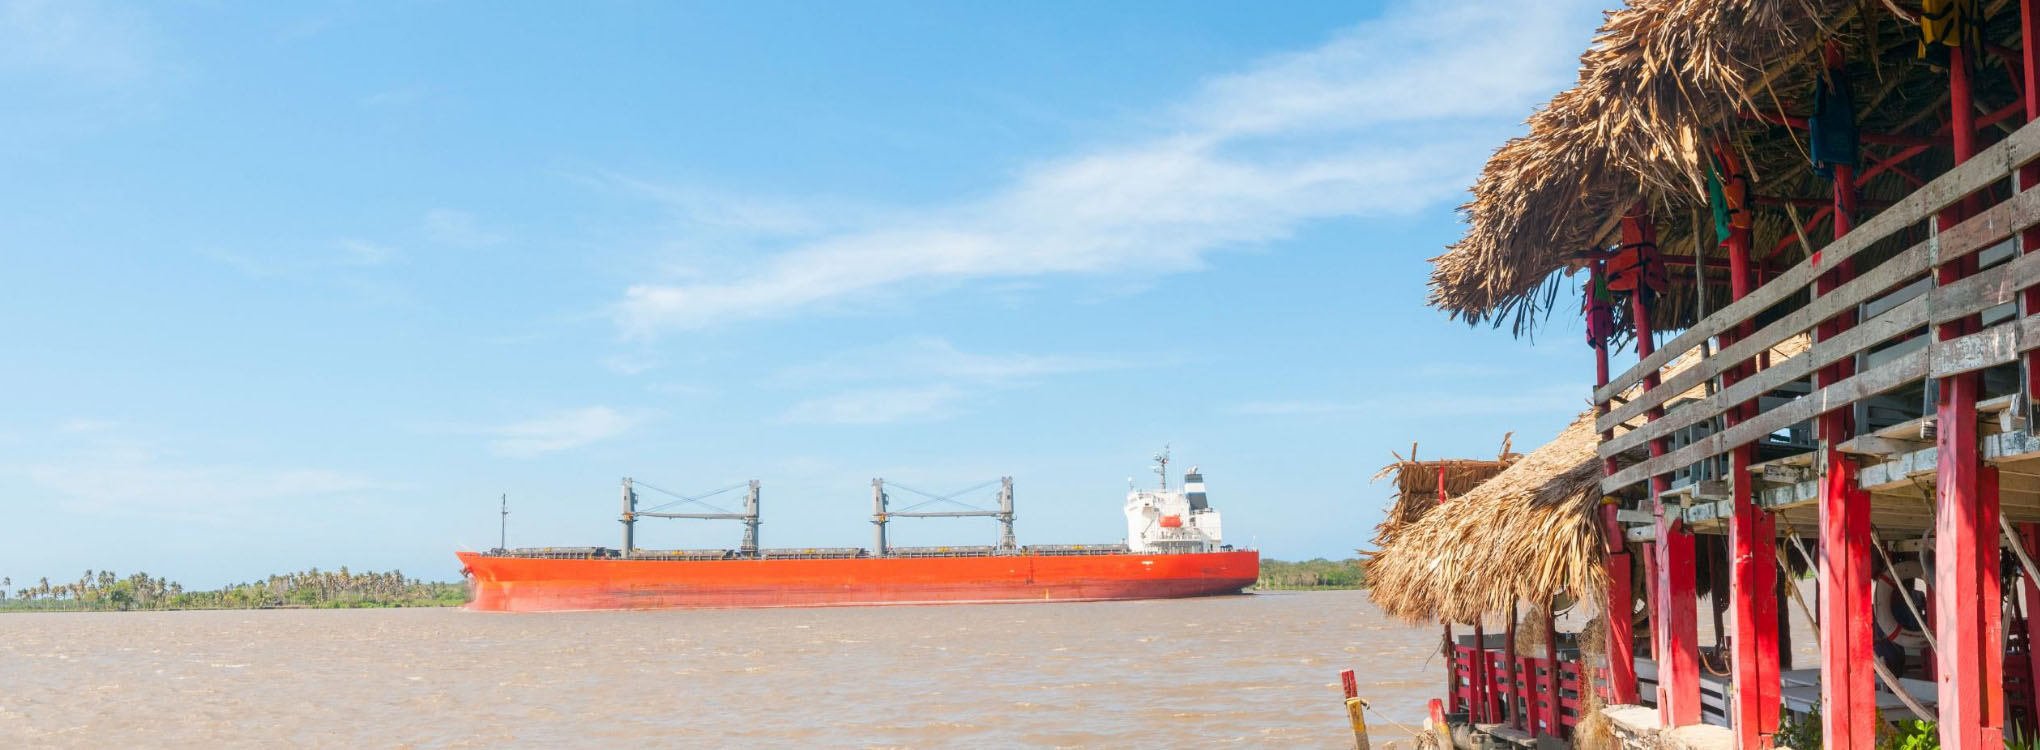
<box><xmin>1369</xmin><ymin>437</ymin><xmax>1520</xmax><ymax>548</ymax></box>
<box><xmin>1369</xmin><ymin>336</ymin><xmax>1812</xmax><ymax>624</ymax></box>
<box><xmin>1368</xmin><ymin>413</ymin><xmax>1605</xmax><ymax>624</ymax></box>
<box><xmin>1431</xmin><ymin>0</ymin><xmax>2023</xmax><ymax>336</ymax></box>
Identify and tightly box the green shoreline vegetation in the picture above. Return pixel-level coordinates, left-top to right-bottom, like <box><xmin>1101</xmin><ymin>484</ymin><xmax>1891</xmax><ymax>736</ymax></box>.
<box><xmin>1254</xmin><ymin>558</ymin><xmax>1366</xmax><ymax>590</ymax></box>
<box><xmin>0</xmin><ymin>568</ymin><xmax>468</xmax><ymax>612</ymax></box>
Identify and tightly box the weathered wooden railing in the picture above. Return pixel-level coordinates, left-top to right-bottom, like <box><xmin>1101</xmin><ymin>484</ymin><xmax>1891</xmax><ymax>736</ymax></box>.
<box><xmin>1595</xmin><ymin>122</ymin><xmax>2040</xmax><ymax>494</ymax></box>
<box><xmin>1451</xmin><ymin>642</ymin><xmax>1584</xmax><ymax>739</ymax></box>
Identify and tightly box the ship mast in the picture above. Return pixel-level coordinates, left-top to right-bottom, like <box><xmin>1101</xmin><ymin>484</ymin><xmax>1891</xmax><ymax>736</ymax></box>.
<box><xmin>1153</xmin><ymin>445</ymin><xmax>1170</xmax><ymax>490</ymax></box>
<box><xmin>620</xmin><ymin>477</ymin><xmax>637</xmax><ymax>556</ymax></box>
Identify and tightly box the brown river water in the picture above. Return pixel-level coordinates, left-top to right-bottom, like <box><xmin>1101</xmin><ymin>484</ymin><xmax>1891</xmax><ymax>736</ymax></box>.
<box><xmin>1</xmin><ymin>590</ymin><xmax>1454</xmax><ymax>749</ymax></box>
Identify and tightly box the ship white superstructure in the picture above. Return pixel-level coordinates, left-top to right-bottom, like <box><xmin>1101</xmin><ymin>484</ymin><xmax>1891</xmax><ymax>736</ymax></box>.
<box><xmin>1125</xmin><ymin>451</ymin><xmax>1225</xmax><ymax>553</ymax></box>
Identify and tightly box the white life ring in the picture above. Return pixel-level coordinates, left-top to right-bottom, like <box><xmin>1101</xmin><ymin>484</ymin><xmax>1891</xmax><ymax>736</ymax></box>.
<box><xmin>1872</xmin><ymin>559</ymin><xmax>1931</xmax><ymax>651</ymax></box>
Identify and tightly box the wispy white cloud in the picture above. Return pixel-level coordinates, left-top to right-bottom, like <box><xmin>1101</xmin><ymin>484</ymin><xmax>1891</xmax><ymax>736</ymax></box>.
<box><xmin>471</xmin><ymin>406</ymin><xmax>649</xmax><ymax>458</ymax></box>
<box><xmin>773</xmin><ymin>336</ymin><xmax>1136</xmax><ymax>387</ymax></box>
<box><xmin>275</xmin><ymin>14</ymin><xmax>335</xmax><ymax>43</ymax></box>
<box><xmin>609</xmin><ymin>1</ymin><xmax>1594</xmax><ymax>335</ymax></box>
<box><xmin>337</xmin><ymin>239</ymin><xmax>399</xmax><ymax>266</ymax></box>
<box><xmin>0</xmin><ymin>0</ymin><xmax>180</xmax><ymax>148</ymax></box>
<box><xmin>772</xmin><ymin>337</ymin><xmax>1143</xmax><ymax>424</ymax></box>
<box><xmin>204</xmin><ymin>239</ymin><xmax>401</xmax><ymax>279</ymax></box>
<box><xmin>56</xmin><ymin>418</ymin><xmax>116</xmax><ymax>434</ymax></box>
<box><xmin>601</xmin><ymin>352</ymin><xmax>658</xmax><ymax>376</ymax></box>
<box><xmin>8</xmin><ymin>427</ymin><xmax>399</xmax><ymax>522</ymax></box>
<box><xmin>0</xmin><ymin>0</ymin><xmax>161</xmax><ymax>87</ymax></box>
<box><xmin>1231</xmin><ymin>384</ymin><xmax>1586</xmax><ymax>419</ymax></box>
<box><xmin>784</xmin><ymin>384</ymin><xmax>966</xmax><ymax>425</ymax></box>
<box><xmin>423</xmin><ymin>208</ymin><xmax>508</xmax><ymax>247</ymax></box>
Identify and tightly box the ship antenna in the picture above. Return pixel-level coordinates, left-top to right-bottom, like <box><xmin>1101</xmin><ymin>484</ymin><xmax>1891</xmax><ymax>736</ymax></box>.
<box><xmin>498</xmin><ymin>493</ymin><xmax>509</xmax><ymax>552</ymax></box>
<box><xmin>1153</xmin><ymin>445</ymin><xmax>1170</xmax><ymax>490</ymax></box>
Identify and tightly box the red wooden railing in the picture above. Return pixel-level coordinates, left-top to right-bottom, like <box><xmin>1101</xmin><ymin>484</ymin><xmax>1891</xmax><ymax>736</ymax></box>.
<box><xmin>1450</xmin><ymin>644</ymin><xmax>1586</xmax><ymax>739</ymax></box>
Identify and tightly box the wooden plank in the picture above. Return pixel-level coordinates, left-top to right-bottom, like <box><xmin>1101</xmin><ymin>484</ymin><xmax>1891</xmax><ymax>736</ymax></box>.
<box><xmin>1594</xmin><ymin>122</ymin><xmax>2040</xmax><ymax>405</ymax></box>
<box><xmin>1926</xmin><ymin>246</ymin><xmax>2040</xmax><ymax>326</ymax></box>
<box><xmin>1932</xmin><ymin>323</ymin><xmax>2023</xmax><ymax>377</ymax></box>
<box><xmin>1602</xmin><ymin>348</ymin><xmax>1930</xmax><ymax>493</ymax></box>
<box><xmin>1600</xmin><ymin>294</ymin><xmax>1927</xmax><ymax>456</ymax></box>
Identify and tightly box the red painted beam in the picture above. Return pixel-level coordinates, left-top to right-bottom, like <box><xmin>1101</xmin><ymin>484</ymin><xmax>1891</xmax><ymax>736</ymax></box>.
<box><xmin>1728</xmin><ymin>135</ymin><xmax>1781</xmax><ymax>746</ymax></box>
<box><xmin>1543</xmin><ymin>605</ymin><xmax>1560</xmax><ymax>738</ymax></box>
<box><xmin>2025</xmin><ymin>0</ymin><xmax>2040</xmax><ymax>729</ymax></box>
<box><xmin>1739</xmin><ymin>108</ymin><xmax>1937</xmax><ymax>146</ymax></box>
<box><xmin>1590</xmin><ymin>255</ymin><xmax>1638</xmax><ymax>707</ymax></box>
<box><xmin>1473</xmin><ymin>621</ymin><xmax>1490</xmax><ymax>723</ymax></box>
<box><xmin>1860</xmin><ymin>144</ymin><xmax>1932</xmax><ymax>188</ymax></box>
<box><xmin>1933</xmin><ymin>47</ymin><xmax>2002</xmax><ymax>750</ymax></box>
<box><xmin>2023</xmin><ymin>524</ymin><xmax>2040</xmax><ymax>730</ymax></box>
<box><xmin>1818</xmin><ymin>145</ymin><xmax>1876</xmax><ymax>748</ymax></box>
<box><xmin>1628</xmin><ymin>206</ymin><xmax>1699</xmax><ymax>728</ymax></box>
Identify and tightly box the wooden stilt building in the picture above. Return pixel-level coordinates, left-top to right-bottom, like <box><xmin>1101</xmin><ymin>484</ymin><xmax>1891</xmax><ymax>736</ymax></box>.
<box><xmin>1421</xmin><ymin>1</ymin><xmax>2040</xmax><ymax>747</ymax></box>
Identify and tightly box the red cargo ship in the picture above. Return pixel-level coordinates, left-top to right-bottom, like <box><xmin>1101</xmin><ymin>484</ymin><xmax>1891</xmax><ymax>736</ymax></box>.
<box><xmin>459</xmin><ymin>454</ymin><xmax>1259</xmax><ymax>612</ymax></box>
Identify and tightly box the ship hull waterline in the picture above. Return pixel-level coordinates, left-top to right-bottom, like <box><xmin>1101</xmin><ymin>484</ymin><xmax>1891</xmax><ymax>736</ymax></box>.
<box><xmin>456</xmin><ymin>549</ymin><xmax>1260</xmax><ymax>612</ymax></box>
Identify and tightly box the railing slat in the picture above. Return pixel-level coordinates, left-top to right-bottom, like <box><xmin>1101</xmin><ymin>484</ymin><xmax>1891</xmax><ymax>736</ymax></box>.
<box><xmin>1599</xmin><ymin>214</ymin><xmax>2040</xmax><ymax>460</ymax></box>
<box><xmin>1596</xmin><ymin>239</ymin><xmax>1931</xmax><ymax>434</ymax></box>
<box><xmin>1598</xmin><ymin>295</ymin><xmax>1929</xmax><ymax>457</ymax></box>
<box><xmin>1593</xmin><ymin>121</ymin><xmax>2040</xmax><ymax>405</ymax></box>
<box><xmin>1595</xmin><ymin>185</ymin><xmax>2040</xmax><ymax>433</ymax></box>
<box><xmin>1602</xmin><ymin>347</ymin><xmax>1930</xmax><ymax>493</ymax></box>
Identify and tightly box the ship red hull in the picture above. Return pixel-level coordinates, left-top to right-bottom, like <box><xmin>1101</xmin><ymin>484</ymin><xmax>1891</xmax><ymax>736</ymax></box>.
<box><xmin>456</xmin><ymin>550</ymin><xmax>1260</xmax><ymax>612</ymax></box>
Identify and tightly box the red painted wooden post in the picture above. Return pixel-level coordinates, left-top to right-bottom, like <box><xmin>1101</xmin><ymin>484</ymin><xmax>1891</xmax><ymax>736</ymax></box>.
<box><xmin>1343</xmin><ymin>668</ymin><xmax>1359</xmax><ymax>699</ymax></box>
<box><xmin>1985</xmin><ymin>467</ymin><xmax>2005</xmax><ymax>735</ymax></box>
<box><xmin>2023</xmin><ymin>523</ymin><xmax>2040</xmax><ymax>727</ymax></box>
<box><xmin>1473</xmin><ymin>621</ymin><xmax>1490</xmax><ymax>723</ymax></box>
<box><xmin>1809</xmin><ymin>57</ymin><xmax>1877</xmax><ymax>745</ymax></box>
<box><xmin>1934</xmin><ymin>44</ymin><xmax>2000</xmax><ymax>750</ymax></box>
<box><xmin>1626</xmin><ymin>208</ymin><xmax>1699</xmax><ymax>727</ymax></box>
<box><xmin>2018</xmin><ymin>0</ymin><xmax>2040</xmax><ymax>735</ymax></box>
<box><xmin>1544</xmin><ymin>603</ymin><xmax>1560</xmax><ymax>737</ymax></box>
<box><xmin>1589</xmin><ymin>257</ymin><xmax>1639</xmax><ymax>706</ymax></box>
<box><xmin>1718</xmin><ymin>142</ymin><xmax>1781</xmax><ymax>749</ymax></box>
<box><xmin>1505</xmin><ymin>603</ymin><xmax>1520</xmax><ymax>730</ymax></box>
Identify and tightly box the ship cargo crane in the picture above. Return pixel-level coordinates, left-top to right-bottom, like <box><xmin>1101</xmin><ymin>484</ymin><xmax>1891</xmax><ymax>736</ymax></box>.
<box><xmin>619</xmin><ymin>478</ymin><xmax>761</xmax><ymax>557</ymax></box>
<box><xmin>870</xmin><ymin>477</ymin><xmax>1015</xmax><ymax>556</ymax></box>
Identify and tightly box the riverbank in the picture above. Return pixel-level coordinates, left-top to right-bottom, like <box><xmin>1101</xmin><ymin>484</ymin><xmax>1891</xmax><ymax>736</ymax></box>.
<box><xmin>1253</xmin><ymin>558</ymin><xmax>1365</xmax><ymax>590</ymax></box>
<box><xmin>0</xmin><ymin>568</ymin><xmax>466</xmax><ymax>613</ymax></box>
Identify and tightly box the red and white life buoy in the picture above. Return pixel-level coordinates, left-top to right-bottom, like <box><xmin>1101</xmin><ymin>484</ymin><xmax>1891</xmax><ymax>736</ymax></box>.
<box><xmin>1872</xmin><ymin>559</ymin><xmax>1931</xmax><ymax>651</ymax></box>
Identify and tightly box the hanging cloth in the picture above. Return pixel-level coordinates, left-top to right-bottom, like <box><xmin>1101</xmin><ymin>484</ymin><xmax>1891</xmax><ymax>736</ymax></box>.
<box><xmin>1584</xmin><ymin>269</ymin><xmax>1615</xmax><ymax>350</ymax></box>
<box><xmin>1707</xmin><ymin>156</ymin><xmax>1731</xmax><ymax>245</ymax></box>
<box><xmin>1606</xmin><ymin>220</ymin><xmax>1667</xmax><ymax>297</ymax></box>
<box><xmin>1809</xmin><ymin>66</ymin><xmax>1858</xmax><ymax>179</ymax></box>
<box><xmin>1919</xmin><ymin>0</ymin><xmax>1982</xmax><ymax>58</ymax></box>
<box><xmin>1707</xmin><ymin>148</ymin><xmax>1752</xmax><ymax>246</ymax></box>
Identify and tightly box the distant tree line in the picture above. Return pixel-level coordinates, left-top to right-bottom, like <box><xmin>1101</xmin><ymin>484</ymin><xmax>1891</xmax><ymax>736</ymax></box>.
<box><xmin>1254</xmin><ymin>558</ymin><xmax>1366</xmax><ymax>590</ymax></box>
<box><xmin>0</xmin><ymin>568</ymin><xmax>467</xmax><ymax>612</ymax></box>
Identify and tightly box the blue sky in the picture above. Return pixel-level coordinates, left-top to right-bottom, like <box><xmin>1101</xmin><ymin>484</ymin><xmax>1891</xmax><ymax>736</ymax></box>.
<box><xmin>1</xmin><ymin>0</ymin><xmax>1612</xmax><ymax>588</ymax></box>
